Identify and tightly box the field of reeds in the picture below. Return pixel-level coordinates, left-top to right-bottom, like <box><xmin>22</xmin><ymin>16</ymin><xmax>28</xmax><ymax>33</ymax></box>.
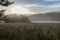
<box><xmin>0</xmin><ymin>23</ymin><xmax>60</xmax><ymax>40</ymax></box>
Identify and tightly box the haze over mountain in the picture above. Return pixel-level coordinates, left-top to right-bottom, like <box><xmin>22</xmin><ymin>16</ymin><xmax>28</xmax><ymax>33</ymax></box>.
<box><xmin>7</xmin><ymin>14</ymin><xmax>30</xmax><ymax>23</ymax></box>
<box><xmin>7</xmin><ymin>11</ymin><xmax>60</xmax><ymax>22</ymax></box>
<box><xmin>28</xmin><ymin>12</ymin><xmax>60</xmax><ymax>21</ymax></box>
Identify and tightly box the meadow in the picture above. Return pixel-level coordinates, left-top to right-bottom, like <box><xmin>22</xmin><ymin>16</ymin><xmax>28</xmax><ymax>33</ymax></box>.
<box><xmin>0</xmin><ymin>23</ymin><xmax>60</xmax><ymax>40</ymax></box>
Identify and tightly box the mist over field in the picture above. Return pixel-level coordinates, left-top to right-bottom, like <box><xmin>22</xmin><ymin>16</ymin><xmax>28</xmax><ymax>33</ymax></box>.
<box><xmin>0</xmin><ymin>0</ymin><xmax>60</xmax><ymax>40</ymax></box>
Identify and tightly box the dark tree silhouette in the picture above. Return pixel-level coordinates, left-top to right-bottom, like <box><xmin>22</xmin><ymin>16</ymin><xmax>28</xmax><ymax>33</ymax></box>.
<box><xmin>0</xmin><ymin>0</ymin><xmax>14</xmax><ymax>23</ymax></box>
<box><xmin>0</xmin><ymin>10</ymin><xmax>10</xmax><ymax>23</ymax></box>
<box><xmin>0</xmin><ymin>0</ymin><xmax>14</xmax><ymax>6</ymax></box>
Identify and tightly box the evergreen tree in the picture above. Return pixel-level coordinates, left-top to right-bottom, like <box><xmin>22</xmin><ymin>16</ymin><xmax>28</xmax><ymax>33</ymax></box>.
<box><xmin>0</xmin><ymin>0</ymin><xmax>14</xmax><ymax>23</ymax></box>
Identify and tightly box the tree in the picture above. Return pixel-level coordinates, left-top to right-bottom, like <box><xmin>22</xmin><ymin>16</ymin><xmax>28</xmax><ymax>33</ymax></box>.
<box><xmin>0</xmin><ymin>10</ymin><xmax>9</xmax><ymax>23</ymax></box>
<box><xmin>0</xmin><ymin>0</ymin><xmax>14</xmax><ymax>23</ymax></box>
<box><xmin>8</xmin><ymin>14</ymin><xmax>31</xmax><ymax>23</ymax></box>
<box><xmin>0</xmin><ymin>0</ymin><xmax>14</xmax><ymax>6</ymax></box>
<box><xmin>0</xmin><ymin>0</ymin><xmax>31</xmax><ymax>23</ymax></box>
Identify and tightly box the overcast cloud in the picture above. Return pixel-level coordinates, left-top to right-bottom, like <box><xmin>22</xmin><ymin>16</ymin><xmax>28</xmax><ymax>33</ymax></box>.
<box><xmin>6</xmin><ymin>0</ymin><xmax>60</xmax><ymax>14</ymax></box>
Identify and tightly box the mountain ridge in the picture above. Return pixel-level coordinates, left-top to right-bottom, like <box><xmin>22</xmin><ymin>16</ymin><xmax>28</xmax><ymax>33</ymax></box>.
<box><xmin>28</xmin><ymin>12</ymin><xmax>60</xmax><ymax>21</ymax></box>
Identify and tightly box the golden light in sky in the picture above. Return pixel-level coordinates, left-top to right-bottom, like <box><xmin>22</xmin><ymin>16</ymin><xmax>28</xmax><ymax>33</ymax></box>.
<box><xmin>15</xmin><ymin>14</ymin><xmax>23</xmax><ymax>18</ymax></box>
<box><xmin>6</xmin><ymin>4</ymin><xmax>30</xmax><ymax>15</ymax></box>
<box><xmin>5</xmin><ymin>4</ymin><xmax>36</xmax><ymax>16</ymax></box>
<box><xmin>11</xmin><ymin>6</ymin><xmax>29</xmax><ymax>14</ymax></box>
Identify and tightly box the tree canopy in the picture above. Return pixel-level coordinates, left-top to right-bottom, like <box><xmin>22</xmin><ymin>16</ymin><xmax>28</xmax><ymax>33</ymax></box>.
<box><xmin>0</xmin><ymin>0</ymin><xmax>14</xmax><ymax>23</ymax></box>
<box><xmin>0</xmin><ymin>0</ymin><xmax>14</xmax><ymax>6</ymax></box>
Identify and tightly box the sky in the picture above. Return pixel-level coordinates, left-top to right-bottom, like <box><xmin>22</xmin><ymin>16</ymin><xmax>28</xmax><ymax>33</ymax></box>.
<box><xmin>1</xmin><ymin>0</ymin><xmax>60</xmax><ymax>15</ymax></box>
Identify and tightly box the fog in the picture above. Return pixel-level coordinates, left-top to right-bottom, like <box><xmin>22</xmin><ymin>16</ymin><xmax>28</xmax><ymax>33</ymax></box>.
<box><xmin>32</xmin><ymin>21</ymin><xmax>60</xmax><ymax>23</ymax></box>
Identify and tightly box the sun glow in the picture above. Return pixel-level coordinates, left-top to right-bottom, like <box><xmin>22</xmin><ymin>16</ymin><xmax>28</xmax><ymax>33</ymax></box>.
<box><xmin>16</xmin><ymin>14</ymin><xmax>20</xmax><ymax>16</ymax></box>
<box><xmin>6</xmin><ymin>5</ymin><xmax>30</xmax><ymax>15</ymax></box>
<box><xmin>15</xmin><ymin>14</ymin><xmax>23</xmax><ymax>18</ymax></box>
<box><xmin>11</xmin><ymin>6</ymin><xmax>29</xmax><ymax>14</ymax></box>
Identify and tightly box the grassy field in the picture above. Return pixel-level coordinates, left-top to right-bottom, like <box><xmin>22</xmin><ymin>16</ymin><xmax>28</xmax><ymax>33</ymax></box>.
<box><xmin>0</xmin><ymin>23</ymin><xmax>60</xmax><ymax>40</ymax></box>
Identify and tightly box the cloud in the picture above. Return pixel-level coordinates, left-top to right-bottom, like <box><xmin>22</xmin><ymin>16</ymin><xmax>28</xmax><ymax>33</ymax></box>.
<box><xmin>24</xmin><ymin>4</ymin><xmax>38</xmax><ymax>7</ymax></box>
<box><xmin>25</xmin><ymin>3</ymin><xmax>60</xmax><ymax>9</ymax></box>
<box><xmin>1</xmin><ymin>0</ymin><xmax>60</xmax><ymax>15</ymax></box>
<box><xmin>24</xmin><ymin>3</ymin><xmax>60</xmax><ymax>13</ymax></box>
<box><xmin>10</xmin><ymin>0</ymin><xmax>42</xmax><ymax>5</ymax></box>
<box><xmin>45</xmin><ymin>0</ymin><xmax>60</xmax><ymax>1</ymax></box>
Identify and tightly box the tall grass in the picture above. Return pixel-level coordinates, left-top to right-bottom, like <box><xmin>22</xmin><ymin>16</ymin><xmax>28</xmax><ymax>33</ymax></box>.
<box><xmin>0</xmin><ymin>23</ymin><xmax>60</xmax><ymax>40</ymax></box>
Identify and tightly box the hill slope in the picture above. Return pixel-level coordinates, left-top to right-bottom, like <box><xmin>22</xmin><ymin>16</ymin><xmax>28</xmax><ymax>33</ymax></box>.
<box><xmin>28</xmin><ymin>12</ymin><xmax>60</xmax><ymax>21</ymax></box>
